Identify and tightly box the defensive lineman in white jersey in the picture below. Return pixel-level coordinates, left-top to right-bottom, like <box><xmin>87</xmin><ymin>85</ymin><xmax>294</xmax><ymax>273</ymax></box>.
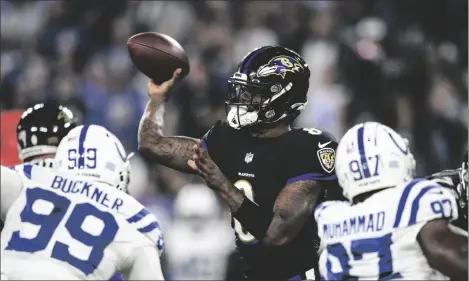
<box><xmin>1</xmin><ymin>125</ymin><xmax>165</xmax><ymax>280</ymax></box>
<box><xmin>315</xmin><ymin>122</ymin><xmax>467</xmax><ymax>280</ymax></box>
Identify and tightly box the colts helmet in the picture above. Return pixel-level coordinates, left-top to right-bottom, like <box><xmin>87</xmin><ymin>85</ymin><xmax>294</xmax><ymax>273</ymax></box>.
<box><xmin>17</xmin><ymin>102</ymin><xmax>79</xmax><ymax>162</ymax></box>
<box><xmin>54</xmin><ymin>125</ymin><xmax>133</xmax><ymax>193</ymax></box>
<box><xmin>335</xmin><ymin>122</ymin><xmax>416</xmax><ymax>201</ymax></box>
<box><xmin>227</xmin><ymin>46</ymin><xmax>310</xmax><ymax>129</ymax></box>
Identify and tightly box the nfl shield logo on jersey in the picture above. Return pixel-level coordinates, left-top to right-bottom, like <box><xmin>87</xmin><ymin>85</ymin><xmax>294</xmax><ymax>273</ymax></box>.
<box><xmin>244</xmin><ymin>152</ymin><xmax>254</xmax><ymax>164</ymax></box>
<box><xmin>317</xmin><ymin>148</ymin><xmax>335</xmax><ymax>173</ymax></box>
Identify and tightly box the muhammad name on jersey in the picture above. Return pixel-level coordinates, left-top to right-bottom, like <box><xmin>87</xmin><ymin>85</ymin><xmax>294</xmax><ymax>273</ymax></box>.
<box><xmin>322</xmin><ymin>211</ymin><xmax>385</xmax><ymax>239</ymax></box>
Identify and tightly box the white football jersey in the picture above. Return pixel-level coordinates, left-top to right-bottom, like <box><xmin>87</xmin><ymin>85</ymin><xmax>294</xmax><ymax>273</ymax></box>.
<box><xmin>315</xmin><ymin>178</ymin><xmax>458</xmax><ymax>280</ymax></box>
<box><xmin>1</xmin><ymin>164</ymin><xmax>164</xmax><ymax>280</ymax></box>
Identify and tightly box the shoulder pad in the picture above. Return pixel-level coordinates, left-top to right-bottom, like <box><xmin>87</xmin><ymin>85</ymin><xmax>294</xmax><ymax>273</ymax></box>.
<box><xmin>204</xmin><ymin>119</ymin><xmax>229</xmax><ymax>136</ymax></box>
<box><xmin>126</xmin><ymin>206</ymin><xmax>164</xmax><ymax>252</ymax></box>
<box><xmin>314</xmin><ymin>201</ymin><xmax>348</xmax><ymax>238</ymax></box>
<box><xmin>393</xmin><ymin>179</ymin><xmax>458</xmax><ymax>228</ymax></box>
<box><xmin>426</xmin><ymin>169</ymin><xmax>461</xmax><ymax>188</ymax></box>
<box><xmin>300</xmin><ymin>128</ymin><xmax>336</xmax><ymax>141</ymax></box>
<box><xmin>10</xmin><ymin>163</ymin><xmax>34</xmax><ymax>180</ymax></box>
<box><xmin>314</xmin><ymin>201</ymin><xmax>347</xmax><ymax>222</ymax></box>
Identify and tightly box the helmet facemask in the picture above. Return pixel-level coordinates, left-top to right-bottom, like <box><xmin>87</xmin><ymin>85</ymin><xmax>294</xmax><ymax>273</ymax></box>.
<box><xmin>226</xmin><ymin>74</ymin><xmax>299</xmax><ymax>129</ymax></box>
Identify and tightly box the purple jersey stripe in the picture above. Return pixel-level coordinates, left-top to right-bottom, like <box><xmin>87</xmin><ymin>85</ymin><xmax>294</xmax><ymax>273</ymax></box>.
<box><xmin>288</xmin><ymin>275</ymin><xmax>302</xmax><ymax>281</ymax></box>
<box><xmin>201</xmin><ymin>139</ymin><xmax>208</xmax><ymax>151</ymax></box>
<box><xmin>287</xmin><ymin>173</ymin><xmax>337</xmax><ymax>184</ymax></box>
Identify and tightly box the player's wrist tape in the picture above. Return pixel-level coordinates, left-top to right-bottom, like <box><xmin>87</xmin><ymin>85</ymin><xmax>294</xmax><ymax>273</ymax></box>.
<box><xmin>234</xmin><ymin>198</ymin><xmax>273</xmax><ymax>240</ymax></box>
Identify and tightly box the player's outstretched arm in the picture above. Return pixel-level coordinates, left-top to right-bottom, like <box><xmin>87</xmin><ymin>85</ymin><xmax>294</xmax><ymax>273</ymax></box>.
<box><xmin>138</xmin><ymin>69</ymin><xmax>198</xmax><ymax>174</ymax></box>
<box><xmin>121</xmin><ymin>246</ymin><xmax>165</xmax><ymax>280</ymax></box>
<box><xmin>0</xmin><ymin>165</ymin><xmax>23</xmax><ymax>219</ymax></box>
<box><xmin>418</xmin><ymin>219</ymin><xmax>468</xmax><ymax>280</ymax></box>
<box><xmin>189</xmin><ymin>139</ymin><xmax>325</xmax><ymax>246</ymax></box>
<box><xmin>262</xmin><ymin>180</ymin><xmax>322</xmax><ymax>245</ymax></box>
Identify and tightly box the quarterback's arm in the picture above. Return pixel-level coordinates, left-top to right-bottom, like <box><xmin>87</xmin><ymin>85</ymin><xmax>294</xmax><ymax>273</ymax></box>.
<box><xmin>1</xmin><ymin>166</ymin><xmax>24</xmax><ymax>219</ymax></box>
<box><xmin>230</xmin><ymin>179</ymin><xmax>322</xmax><ymax>246</ymax></box>
<box><xmin>263</xmin><ymin>179</ymin><xmax>322</xmax><ymax>245</ymax></box>
<box><xmin>138</xmin><ymin>98</ymin><xmax>198</xmax><ymax>174</ymax></box>
<box><xmin>418</xmin><ymin>219</ymin><xmax>468</xmax><ymax>280</ymax></box>
<box><xmin>121</xmin><ymin>245</ymin><xmax>165</xmax><ymax>280</ymax></box>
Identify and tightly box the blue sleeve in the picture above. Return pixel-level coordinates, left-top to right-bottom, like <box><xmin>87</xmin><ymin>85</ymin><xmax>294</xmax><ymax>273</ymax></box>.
<box><xmin>393</xmin><ymin>179</ymin><xmax>459</xmax><ymax>228</ymax></box>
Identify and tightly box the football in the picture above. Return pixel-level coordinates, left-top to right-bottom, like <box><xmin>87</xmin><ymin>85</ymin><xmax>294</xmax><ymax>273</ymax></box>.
<box><xmin>127</xmin><ymin>32</ymin><xmax>190</xmax><ymax>84</ymax></box>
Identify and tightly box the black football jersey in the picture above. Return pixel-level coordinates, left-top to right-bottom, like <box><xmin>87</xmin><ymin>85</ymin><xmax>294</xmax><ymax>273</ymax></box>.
<box><xmin>202</xmin><ymin>120</ymin><xmax>341</xmax><ymax>280</ymax></box>
<box><xmin>427</xmin><ymin>169</ymin><xmax>468</xmax><ymax>231</ymax></box>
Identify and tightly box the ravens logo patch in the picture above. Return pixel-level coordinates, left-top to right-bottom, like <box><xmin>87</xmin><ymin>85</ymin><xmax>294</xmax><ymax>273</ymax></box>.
<box><xmin>317</xmin><ymin>148</ymin><xmax>335</xmax><ymax>173</ymax></box>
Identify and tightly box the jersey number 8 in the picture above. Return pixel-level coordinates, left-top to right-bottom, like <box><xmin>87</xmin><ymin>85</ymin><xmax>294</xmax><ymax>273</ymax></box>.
<box><xmin>233</xmin><ymin>180</ymin><xmax>257</xmax><ymax>243</ymax></box>
<box><xmin>6</xmin><ymin>187</ymin><xmax>118</xmax><ymax>275</ymax></box>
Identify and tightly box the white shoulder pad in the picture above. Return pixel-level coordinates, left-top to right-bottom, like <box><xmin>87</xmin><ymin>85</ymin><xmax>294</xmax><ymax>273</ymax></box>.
<box><xmin>314</xmin><ymin>200</ymin><xmax>348</xmax><ymax>239</ymax></box>
<box><xmin>393</xmin><ymin>179</ymin><xmax>458</xmax><ymax>229</ymax></box>
<box><xmin>1</xmin><ymin>165</ymin><xmax>24</xmax><ymax>218</ymax></box>
<box><xmin>125</xmin><ymin>206</ymin><xmax>164</xmax><ymax>253</ymax></box>
<box><xmin>314</xmin><ymin>201</ymin><xmax>340</xmax><ymax>222</ymax></box>
<box><xmin>314</xmin><ymin>201</ymin><xmax>349</xmax><ymax>222</ymax></box>
<box><xmin>10</xmin><ymin>163</ymin><xmax>34</xmax><ymax>180</ymax></box>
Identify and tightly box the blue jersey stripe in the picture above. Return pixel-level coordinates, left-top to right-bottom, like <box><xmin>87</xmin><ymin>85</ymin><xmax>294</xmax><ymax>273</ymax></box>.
<box><xmin>127</xmin><ymin>208</ymin><xmax>150</xmax><ymax>223</ymax></box>
<box><xmin>287</xmin><ymin>173</ymin><xmax>337</xmax><ymax>184</ymax></box>
<box><xmin>78</xmin><ymin>125</ymin><xmax>90</xmax><ymax>168</ymax></box>
<box><xmin>357</xmin><ymin>126</ymin><xmax>371</xmax><ymax>178</ymax></box>
<box><xmin>137</xmin><ymin>221</ymin><xmax>159</xmax><ymax>233</ymax></box>
<box><xmin>23</xmin><ymin>164</ymin><xmax>32</xmax><ymax>179</ymax></box>
<box><xmin>393</xmin><ymin>179</ymin><xmax>421</xmax><ymax>227</ymax></box>
<box><xmin>408</xmin><ymin>185</ymin><xmax>438</xmax><ymax>225</ymax></box>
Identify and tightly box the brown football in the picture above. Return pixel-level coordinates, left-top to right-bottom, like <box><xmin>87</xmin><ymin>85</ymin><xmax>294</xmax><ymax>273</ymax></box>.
<box><xmin>127</xmin><ymin>32</ymin><xmax>190</xmax><ymax>84</ymax></box>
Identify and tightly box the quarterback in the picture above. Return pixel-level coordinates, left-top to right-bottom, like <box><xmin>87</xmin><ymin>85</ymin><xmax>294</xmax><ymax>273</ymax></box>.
<box><xmin>1</xmin><ymin>125</ymin><xmax>165</xmax><ymax>280</ymax></box>
<box><xmin>138</xmin><ymin>46</ymin><xmax>344</xmax><ymax>280</ymax></box>
<box><xmin>315</xmin><ymin>122</ymin><xmax>467</xmax><ymax>280</ymax></box>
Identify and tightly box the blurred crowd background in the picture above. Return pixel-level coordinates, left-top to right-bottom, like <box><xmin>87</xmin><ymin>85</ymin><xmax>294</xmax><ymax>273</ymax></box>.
<box><xmin>1</xmin><ymin>0</ymin><xmax>467</xmax><ymax>279</ymax></box>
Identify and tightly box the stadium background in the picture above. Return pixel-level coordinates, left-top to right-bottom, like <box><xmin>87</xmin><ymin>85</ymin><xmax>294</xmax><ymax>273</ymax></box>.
<box><xmin>1</xmin><ymin>0</ymin><xmax>467</xmax><ymax>279</ymax></box>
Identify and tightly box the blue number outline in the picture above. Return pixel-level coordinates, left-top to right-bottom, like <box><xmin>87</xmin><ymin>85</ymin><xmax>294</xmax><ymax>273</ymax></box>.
<box><xmin>430</xmin><ymin>198</ymin><xmax>453</xmax><ymax>218</ymax></box>
<box><xmin>349</xmin><ymin>155</ymin><xmax>380</xmax><ymax>182</ymax></box>
<box><xmin>68</xmin><ymin>148</ymin><xmax>97</xmax><ymax>169</ymax></box>
<box><xmin>326</xmin><ymin>233</ymin><xmax>402</xmax><ymax>280</ymax></box>
<box><xmin>6</xmin><ymin>188</ymin><xmax>118</xmax><ymax>275</ymax></box>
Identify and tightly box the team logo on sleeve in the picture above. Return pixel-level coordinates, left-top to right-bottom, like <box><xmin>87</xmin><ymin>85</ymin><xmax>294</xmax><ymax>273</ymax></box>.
<box><xmin>244</xmin><ymin>152</ymin><xmax>254</xmax><ymax>164</ymax></box>
<box><xmin>317</xmin><ymin>148</ymin><xmax>335</xmax><ymax>173</ymax></box>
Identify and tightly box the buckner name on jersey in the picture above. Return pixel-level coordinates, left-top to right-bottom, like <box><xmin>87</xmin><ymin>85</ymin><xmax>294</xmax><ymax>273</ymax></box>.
<box><xmin>1</xmin><ymin>164</ymin><xmax>164</xmax><ymax>280</ymax></box>
<box><xmin>50</xmin><ymin>174</ymin><xmax>124</xmax><ymax>211</ymax></box>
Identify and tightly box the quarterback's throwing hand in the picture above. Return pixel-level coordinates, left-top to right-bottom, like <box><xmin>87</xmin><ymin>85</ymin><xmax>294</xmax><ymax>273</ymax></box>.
<box><xmin>188</xmin><ymin>139</ymin><xmax>227</xmax><ymax>190</ymax></box>
<box><xmin>147</xmin><ymin>68</ymin><xmax>182</xmax><ymax>102</ymax></box>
